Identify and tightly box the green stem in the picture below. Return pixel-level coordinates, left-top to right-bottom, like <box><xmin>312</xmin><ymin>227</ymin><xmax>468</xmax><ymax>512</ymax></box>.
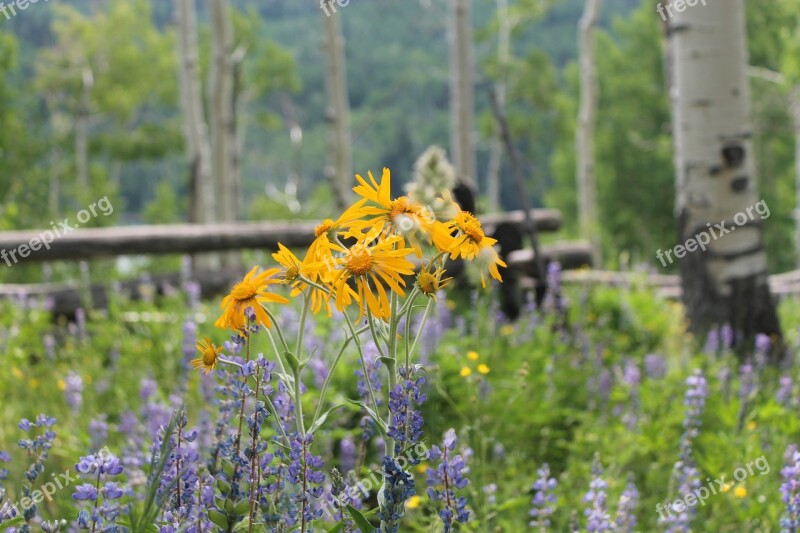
<box><xmin>365</xmin><ymin>305</ymin><xmax>388</xmax><ymax>360</ymax></box>
<box><xmin>342</xmin><ymin>308</ymin><xmax>381</xmax><ymax>417</ymax></box>
<box><xmin>311</xmin><ymin>327</ymin><xmax>368</xmax><ymax>424</ymax></box>
<box><xmin>408</xmin><ymin>299</ymin><xmax>434</xmax><ymax>359</ymax></box>
<box><xmin>295</xmin><ymin>294</ymin><xmax>311</xmax><ymax>360</ymax></box>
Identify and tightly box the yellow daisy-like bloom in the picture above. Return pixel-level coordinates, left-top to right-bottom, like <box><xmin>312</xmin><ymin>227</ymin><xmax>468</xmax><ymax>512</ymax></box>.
<box><xmin>734</xmin><ymin>486</ymin><xmax>747</xmax><ymax>498</ymax></box>
<box><xmin>272</xmin><ymin>243</ymin><xmax>331</xmax><ymax>316</ymax></box>
<box><xmin>437</xmin><ymin>209</ymin><xmax>506</xmax><ymax>288</ymax></box>
<box><xmin>191</xmin><ymin>338</ymin><xmax>222</xmax><ymax>374</ymax></box>
<box><xmin>467</xmin><ymin>351</ymin><xmax>479</xmax><ymax>361</ymax></box>
<box><xmin>416</xmin><ymin>262</ymin><xmax>451</xmax><ymax>300</ymax></box>
<box><xmin>460</xmin><ymin>367</ymin><xmax>472</xmax><ymax>377</ymax></box>
<box><xmin>309</xmin><ymin>234</ymin><xmax>414</xmax><ymax>321</ymax></box>
<box><xmin>406</xmin><ymin>495</ymin><xmax>421</xmax><ymax>509</ymax></box>
<box><xmin>307</xmin><ymin>199</ymin><xmax>368</xmax><ymax>264</ymax></box>
<box><xmin>215</xmin><ymin>266</ymin><xmax>289</xmax><ymax>331</ymax></box>
<box><xmin>477</xmin><ymin>363</ymin><xmax>490</xmax><ymax>374</ymax></box>
<box><xmin>349</xmin><ymin>168</ymin><xmax>445</xmax><ymax>255</ymax></box>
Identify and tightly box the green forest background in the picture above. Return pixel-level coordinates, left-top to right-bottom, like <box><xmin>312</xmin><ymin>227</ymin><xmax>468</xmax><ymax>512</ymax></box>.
<box><xmin>0</xmin><ymin>0</ymin><xmax>798</xmax><ymax>277</ymax></box>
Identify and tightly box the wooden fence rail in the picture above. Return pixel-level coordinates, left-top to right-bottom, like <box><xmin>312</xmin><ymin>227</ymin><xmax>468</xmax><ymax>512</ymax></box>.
<box><xmin>0</xmin><ymin>209</ymin><xmax>562</xmax><ymax>263</ymax></box>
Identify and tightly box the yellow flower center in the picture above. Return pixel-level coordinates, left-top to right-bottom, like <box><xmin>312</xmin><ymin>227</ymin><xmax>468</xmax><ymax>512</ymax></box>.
<box><xmin>203</xmin><ymin>346</ymin><xmax>218</xmax><ymax>366</ymax></box>
<box><xmin>346</xmin><ymin>245</ymin><xmax>374</xmax><ymax>276</ymax></box>
<box><xmin>285</xmin><ymin>264</ymin><xmax>300</xmax><ymax>282</ymax></box>
<box><xmin>458</xmin><ymin>214</ymin><xmax>484</xmax><ymax>244</ymax></box>
<box><xmin>389</xmin><ymin>197</ymin><xmax>412</xmax><ymax>219</ymax></box>
<box><xmin>417</xmin><ymin>272</ymin><xmax>438</xmax><ymax>295</ymax></box>
<box><xmin>231</xmin><ymin>281</ymin><xmax>258</xmax><ymax>302</ymax></box>
<box><xmin>315</xmin><ymin>219</ymin><xmax>335</xmax><ymax>238</ymax></box>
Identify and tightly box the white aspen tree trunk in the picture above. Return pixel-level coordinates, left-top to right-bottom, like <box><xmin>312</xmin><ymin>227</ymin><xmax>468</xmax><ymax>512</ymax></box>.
<box><xmin>792</xmin><ymin>85</ymin><xmax>800</xmax><ymax>267</ymax></box>
<box><xmin>209</xmin><ymin>0</ymin><xmax>237</xmax><ymax>267</ymax></box>
<box><xmin>76</xmin><ymin>67</ymin><xmax>93</xmax><ymax>192</ymax></box>
<box><xmin>210</xmin><ymin>0</ymin><xmax>235</xmax><ymax>222</ymax></box>
<box><xmin>322</xmin><ymin>1</ymin><xmax>353</xmax><ymax>210</ymax></box>
<box><xmin>667</xmin><ymin>0</ymin><xmax>782</xmax><ymax>354</ymax></box>
<box><xmin>449</xmin><ymin>0</ymin><xmax>477</xmax><ymax>190</ymax></box>
<box><xmin>485</xmin><ymin>0</ymin><xmax>511</xmax><ymax>213</ymax></box>
<box><xmin>176</xmin><ymin>0</ymin><xmax>213</xmax><ymax>225</ymax></box>
<box><xmin>576</xmin><ymin>0</ymin><xmax>601</xmax><ymax>266</ymax></box>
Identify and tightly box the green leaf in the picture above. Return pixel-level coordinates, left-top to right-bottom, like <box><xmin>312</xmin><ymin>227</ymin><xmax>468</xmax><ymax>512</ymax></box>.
<box><xmin>208</xmin><ymin>509</ymin><xmax>229</xmax><ymax>529</ymax></box>
<box><xmin>309</xmin><ymin>403</ymin><xmax>345</xmax><ymax>435</ymax></box>
<box><xmin>0</xmin><ymin>516</ymin><xmax>25</xmax><ymax>531</ymax></box>
<box><xmin>233</xmin><ymin>499</ymin><xmax>251</xmax><ymax>516</ymax></box>
<box><xmin>283</xmin><ymin>350</ymin><xmax>302</xmax><ymax>373</ymax></box>
<box><xmin>345</xmin><ymin>399</ymin><xmax>388</xmax><ymax>436</ymax></box>
<box><xmin>326</xmin><ymin>522</ymin><xmax>344</xmax><ymax>533</ymax></box>
<box><xmin>216</xmin><ymin>478</ymin><xmax>232</xmax><ymax>495</ymax></box>
<box><xmin>232</xmin><ymin>517</ymin><xmax>251</xmax><ymax>532</ymax></box>
<box><xmin>345</xmin><ymin>504</ymin><xmax>377</xmax><ymax>532</ymax></box>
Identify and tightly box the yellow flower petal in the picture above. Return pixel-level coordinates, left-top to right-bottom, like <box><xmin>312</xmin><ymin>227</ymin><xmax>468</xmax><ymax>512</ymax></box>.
<box><xmin>460</xmin><ymin>367</ymin><xmax>472</xmax><ymax>377</ymax></box>
<box><xmin>477</xmin><ymin>364</ymin><xmax>490</xmax><ymax>374</ymax></box>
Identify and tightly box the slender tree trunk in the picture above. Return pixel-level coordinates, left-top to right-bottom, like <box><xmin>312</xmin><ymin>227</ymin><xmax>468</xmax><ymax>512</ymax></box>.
<box><xmin>576</xmin><ymin>0</ymin><xmax>601</xmax><ymax>266</ymax></box>
<box><xmin>792</xmin><ymin>85</ymin><xmax>800</xmax><ymax>267</ymax></box>
<box><xmin>449</xmin><ymin>0</ymin><xmax>477</xmax><ymax>190</ymax></box>
<box><xmin>322</xmin><ymin>1</ymin><xmax>353</xmax><ymax>210</ymax></box>
<box><xmin>176</xmin><ymin>0</ymin><xmax>213</xmax><ymax>225</ymax></box>
<box><xmin>76</xmin><ymin>67</ymin><xmax>93</xmax><ymax>192</ymax></box>
<box><xmin>210</xmin><ymin>0</ymin><xmax>236</xmax><ymax>221</ymax></box>
<box><xmin>485</xmin><ymin>0</ymin><xmax>511</xmax><ymax>213</ymax></box>
<box><xmin>667</xmin><ymin>0</ymin><xmax>782</xmax><ymax>356</ymax></box>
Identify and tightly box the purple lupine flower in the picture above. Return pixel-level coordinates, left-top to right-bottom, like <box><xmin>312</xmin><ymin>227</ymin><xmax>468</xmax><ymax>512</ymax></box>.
<box><xmin>73</xmin><ymin>450</ymin><xmax>124</xmax><ymax>531</ymax></box>
<box><xmin>88</xmin><ymin>416</ymin><xmax>109</xmax><ymax>452</ymax></box>
<box><xmin>704</xmin><ymin>328</ymin><xmax>719</xmax><ymax>354</ymax></box>
<box><xmin>778</xmin><ymin>374</ymin><xmax>795</xmax><ymax>407</ymax></box>
<box><xmin>425</xmin><ymin>429</ymin><xmax>470</xmax><ymax>532</ymax></box>
<box><xmin>721</xmin><ymin>324</ymin><xmax>734</xmax><ymax>350</ymax></box>
<box><xmin>644</xmin><ymin>354</ymin><xmax>667</xmax><ymax>380</ymax></box>
<box><xmin>287</xmin><ymin>432</ymin><xmax>326</xmax><ymax>525</ymax></box>
<box><xmin>781</xmin><ymin>444</ymin><xmax>800</xmax><ymax>531</ymax></box>
<box><xmin>64</xmin><ymin>372</ymin><xmax>83</xmax><ymax>413</ymax></box>
<box><xmin>583</xmin><ymin>456</ymin><xmax>612</xmax><ymax>532</ymax></box>
<box><xmin>387</xmin><ymin>367</ymin><xmax>426</xmax><ymax>458</ymax></box>
<box><xmin>529</xmin><ymin>463</ymin><xmax>557</xmax><ymax>530</ymax></box>
<box><xmin>482</xmin><ymin>483</ymin><xmax>497</xmax><ymax>505</ymax></box>
<box><xmin>379</xmin><ymin>455</ymin><xmax>416</xmax><ymax>532</ymax></box>
<box><xmin>661</xmin><ymin>370</ymin><xmax>707</xmax><ymax>532</ymax></box>
<box><xmin>614</xmin><ymin>474</ymin><xmax>639</xmax><ymax>532</ymax></box>
<box><xmin>340</xmin><ymin>436</ymin><xmax>356</xmax><ymax>474</ymax></box>
<box><xmin>309</xmin><ymin>358</ymin><xmax>329</xmax><ymax>389</ymax></box>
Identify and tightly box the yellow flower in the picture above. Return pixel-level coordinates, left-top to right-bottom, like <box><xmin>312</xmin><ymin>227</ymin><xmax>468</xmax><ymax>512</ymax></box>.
<box><xmin>467</xmin><ymin>351</ymin><xmax>479</xmax><ymax>361</ymax></box>
<box><xmin>11</xmin><ymin>367</ymin><xmax>22</xmax><ymax>379</ymax></box>
<box><xmin>406</xmin><ymin>495</ymin><xmax>421</xmax><ymax>509</ymax></box>
<box><xmin>57</xmin><ymin>379</ymin><xmax>66</xmax><ymax>391</ymax></box>
<box><xmin>307</xmin><ymin>199</ymin><xmax>369</xmax><ymax>264</ymax></box>
<box><xmin>747</xmin><ymin>421</ymin><xmax>757</xmax><ymax>431</ymax></box>
<box><xmin>721</xmin><ymin>483</ymin><xmax>733</xmax><ymax>493</ymax></box>
<box><xmin>215</xmin><ymin>266</ymin><xmax>289</xmax><ymax>331</ymax></box>
<box><xmin>416</xmin><ymin>261</ymin><xmax>451</xmax><ymax>300</ymax></box>
<box><xmin>734</xmin><ymin>486</ymin><xmax>747</xmax><ymax>498</ymax></box>
<box><xmin>500</xmin><ymin>324</ymin><xmax>514</xmax><ymax>336</ymax></box>
<box><xmin>309</xmin><ymin>234</ymin><xmax>414</xmax><ymax>321</ymax></box>
<box><xmin>191</xmin><ymin>338</ymin><xmax>222</xmax><ymax>374</ymax></box>
<box><xmin>477</xmin><ymin>364</ymin><xmax>490</xmax><ymax>374</ymax></box>
<box><xmin>415</xmin><ymin>464</ymin><xmax>428</xmax><ymax>474</ymax></box>
<box><xmin>29</xmin><ymin>379</ymin><xmax>39</xmax><ymax>389</ymax></box>
<box><xmin>438</xmin><ymin>210</ymin><xmax>506</xmax><ymax>287</ymax></box>
<box><xmin>460</xmin><ymin>367</ymin><xmax>472</xmax><ymax>377</ymax></box>
<box><xmin>348</xmin><ymin>168</ymin><xmax>440</xmax><ymax>255</ymax></box>
<box><xmin>272</xmin><ymin>244</ymin><xmax>331</xmax><ymax>316</ymax></box>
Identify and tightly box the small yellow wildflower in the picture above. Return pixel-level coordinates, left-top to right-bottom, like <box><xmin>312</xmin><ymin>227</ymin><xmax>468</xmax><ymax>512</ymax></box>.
<box><xmin>29</xmin><ymin>379</ymin><xmax>39</xmax><ymax>389</ymax></box>
<box><xmin>460</xmin><ymin>367</ymin><xmax>472</xmax><ymax>377</ymax></box>
<box><xmin>747</xmin><ymin>421</ymin><xmax>757</xmax><ymax>431</ymax></box>
<box><xmin>721</xmin><ymin>483</ymin><xmax>733</xmax><ymax>493</ymax></box>
<box><xmin>416</xmin><ymin>464</ymin><xmax>428</xmax><ymax>474</ymax></box>
<box><xmin>11</xmin><ymin>367</ymin><xmax>22</xmax><ymax>379</ymax></box>
<box><xmin>477</xmin><ymin>364</ymin><xmax>490</xmax><ymax>374</ymax></box>
<box><xmin>191</xmin><ymin>338</ymin><xmax>223</xmax><ymax>375</ymax></box>
<box><xmin>500</xmin><ymin>324</ymin><xmax>514</xmax><ymax>336</ymax></box>
<box><xmin>406</xmin><ymin>495</ymin><xmax>421</xmax><ymax>509</ymax></box>
<box><xmin>734</xmin><ymin>486</ymin><xmax>747</xmax><ymax>498</ymax></box>
<box><xmin>57</xmin><ymin>379</ymin><xmax>66</xmax><ymax>391</ymax></box>
<box><xmin>467</xmin><ymin>351</ymin><xmax>479</xmax><ymax>361</ymax></box>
